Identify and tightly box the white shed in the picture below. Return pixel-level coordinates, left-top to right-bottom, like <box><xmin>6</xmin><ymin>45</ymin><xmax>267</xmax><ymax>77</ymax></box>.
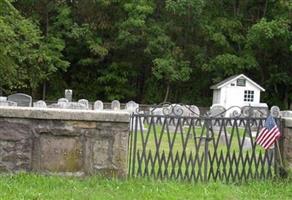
<box><xmin>210</xmin><ymin>74</ymin><xmax>266</xmax><ymax>108</ymax></box>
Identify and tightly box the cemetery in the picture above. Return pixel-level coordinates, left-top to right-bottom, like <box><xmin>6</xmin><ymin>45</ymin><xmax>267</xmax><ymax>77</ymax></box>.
<box><xmin>0</xmin><ymin>89</ymin><xmax>292</xmax><ymax>198</ymax></box>
<box><xmin>0</xmin><ymin>89</ymin><xmax>292</xmax><ymax>182</ymax></box>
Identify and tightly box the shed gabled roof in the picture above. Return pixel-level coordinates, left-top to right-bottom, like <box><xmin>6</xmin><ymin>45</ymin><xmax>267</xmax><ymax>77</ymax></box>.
<box><xmin>210</xmin><ymin>74</ymin><xmax>265</xmax><ymax>91</ymax></box>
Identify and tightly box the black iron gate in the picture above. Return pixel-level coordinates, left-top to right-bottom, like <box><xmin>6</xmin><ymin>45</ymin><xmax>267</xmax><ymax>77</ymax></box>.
<box><xmin>128</xmin><ymin>104</ymin><xmax>282</xmax><ymax>181</ymax></box>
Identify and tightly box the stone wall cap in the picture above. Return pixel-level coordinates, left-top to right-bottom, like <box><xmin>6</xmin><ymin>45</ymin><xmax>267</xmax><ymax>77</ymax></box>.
<box><xmin>283</xmin><ymin>117</ymin><xmax>292</xmax><ymax>128</ymax></box>
<box><xmin>0</xmin><ymin>106</ymin><xmax>130</xmax><ymax>122</ymax></box>
<box><xmin>281</xmin><ymin>111</ymin><xmax>292</xmax><ymax>118</ymax></box>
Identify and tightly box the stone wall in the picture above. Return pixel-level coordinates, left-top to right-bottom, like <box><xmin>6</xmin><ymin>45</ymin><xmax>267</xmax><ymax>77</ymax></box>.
<box><xmin>0</xmin><ymin>107</ymin><xmax>129</xmax><ymax>177</ymax></box>
<box><xmin>282</xmin><ymin>115</ymin><xmax>292</xmax><ymax>169</ymax></box>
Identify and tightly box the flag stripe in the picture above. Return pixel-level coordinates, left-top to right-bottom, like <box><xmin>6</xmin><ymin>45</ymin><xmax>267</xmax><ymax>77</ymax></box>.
<box><xmin>261</xmin><ymin>127</ymin><xmax>279</xmax><ymax>148</ymax></box>
<box><xmin>256</xmin><ymin>128</ymin><xmax>268</xmax><ymax>144</ymax></box>
<box><xmin>258</xmin><ymin>126</ymin><xmax>277</xmax><ymax>146</ymax></box>
<box><xmin>263</xmin><ymin>131</ymin><xmax>280</xmax><ymax>149</ymax></box>
<box><xmin>263</xmin><ymin>131</ymin><xmax>280</xmax><ymax>148</ymax></box>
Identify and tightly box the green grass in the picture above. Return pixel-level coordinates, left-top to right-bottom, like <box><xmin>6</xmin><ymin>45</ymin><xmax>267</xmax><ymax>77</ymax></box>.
<box><xmin>0</xmin><ymin>173</ymin><xmax>291</xmax><ymax>200</ymax></box>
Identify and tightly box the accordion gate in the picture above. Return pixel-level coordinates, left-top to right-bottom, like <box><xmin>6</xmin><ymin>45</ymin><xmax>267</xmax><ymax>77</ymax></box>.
<box><xmin>128</xmin><ymin>104</ymin><xmax>282</xmax><ymax>182</ymax></box>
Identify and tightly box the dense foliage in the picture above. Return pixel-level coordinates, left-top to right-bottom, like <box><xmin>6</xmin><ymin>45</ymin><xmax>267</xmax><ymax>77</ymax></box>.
<box><xmin>0</xmin><ymin>0</ymin><xmax>291</xmax><ymax>108</ymax></box>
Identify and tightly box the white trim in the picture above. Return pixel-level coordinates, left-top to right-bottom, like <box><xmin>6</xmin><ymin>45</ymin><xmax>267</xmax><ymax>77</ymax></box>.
<box><xmin>216</xmin><ymin>74</ymin><xmax>265</xmax><ymax>92</ymax></box>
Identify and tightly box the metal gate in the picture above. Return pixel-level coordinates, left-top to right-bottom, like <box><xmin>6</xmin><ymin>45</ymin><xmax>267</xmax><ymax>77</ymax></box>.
<box><xmin>128</xmin><ymin>104</ymin><xmax>282</xmax><ymax>182</ymax></box>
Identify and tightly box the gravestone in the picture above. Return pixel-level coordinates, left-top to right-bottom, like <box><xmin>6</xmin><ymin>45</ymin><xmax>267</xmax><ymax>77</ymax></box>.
<box><xmin>150</xmin><ymin>107</ymin><xmax>163</xmax><ymax>115</ymax></box>
<box><xmin>270</xmin><ymin>106</ymin><xmax>280</xmax><ymax>118</ymax></box>
<box><xmin>111</xmin><ymin>100</ymin><xmax>120</xmax><ymax>111</ymax></box>
<box><xmin>0</xmin><ymin>97</ymin><xmax>7</xmax><ymax>102</ymax></box>
<box><xmin>57</xmin><ymin>98</ymin><xmax>69</xmax><ymax>108</ymax></box>
<box><xmin>65</xmin><ymin>89</ymin><xmax>73</xmax><ymax>102</ymax></box>
<box><xmin>229</xmin><ymin>107</ymin><xmax>241</xmax><ymax>117</ymax></box>
<box><xmin>126</xmin><ymin>101</ymin><xmax>146</xmax><ymax>131</ymax></box>
<box><xmin>210</xmin><ymin>105</ymin><xmax>226</xmax><ymax>132</ymax></box>
<box><xmin>0</xmin><ymin>97</ymin><xmax>17</xmax><ymax>107</ymax></box>
<box><xmin>58</xmin><ymin>98</ymin><xmax>69</xmax><ymax>103</ymax></box>
<box><xmin>150</xmin><ymin>107</ymin><xmax>165</xmax><ymax>124</ymax></box>
<box><xmin>94</xmin><ymin>100</ymin><xmax>104</xmax><ymax>111</ymax></box>
<box><xmin>68</xmin><ymin>102</ymin><xmax>87</xmax><ymax>110</ymax></box>
<box><xmin>8</xmin><ymin>93</ymin><xmax>32</xmax><ymax>107</ymax></box>
<box><xmin>125</xmin><ymin>101</ymin><xmax>139</xmax><ymax>114</ymax></box>
<box><xmin>210</xmin><ymin>105</ymin><xmax>226</xmax><ymax>117</ymax></box>
<box><xmin>49</xmin><ymin>98</ymin><xmax>87</xmax><ymax>110</ymax></box>
<box><xmin>33</xmin><ymin>100</ymin><xmax>47</xmax><ymax>108</ymax></box>
<box><xmin>78</xmin><ymin>99</ymin><xmax>89</xmax><ymax>110</ymax></box>
<box><xmin>0</xmin><ymin>97</ymin><xmax>8</xmax><ymax>106</ymax></box>
<box><xmin>189</xmin><ymin>105</ymin><xmax>200</xmax><ymax>117</ymax></box>
<box><xmin>181</xmin><ymin>105</ymin><xmax>200</xmax><ymax>126</ymax></box>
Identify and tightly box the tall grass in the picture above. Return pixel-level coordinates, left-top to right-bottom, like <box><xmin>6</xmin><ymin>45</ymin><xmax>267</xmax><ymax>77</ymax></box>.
<box><xmin>0</xmin><ymin>173</ymin><xmax>291</xmax><ymax>200</ymax></box>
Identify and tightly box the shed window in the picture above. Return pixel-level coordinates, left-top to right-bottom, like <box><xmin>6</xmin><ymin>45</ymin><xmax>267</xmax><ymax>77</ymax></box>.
<box><xmin>244</xmin><ymin>90</ymin><xmax>254</xmax><ymax>102</ymax></box>
<box><xmin>237</xmin><ymin>78</ymin><xmax>246</xmax><ymax>86</ymax></box>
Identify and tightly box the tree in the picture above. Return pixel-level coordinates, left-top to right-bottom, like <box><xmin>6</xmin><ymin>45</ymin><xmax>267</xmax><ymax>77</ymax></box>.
<box><xmin>0</xmin><ymin>0</ymin><xmax>69</xmax><ymax>96</ymax></box>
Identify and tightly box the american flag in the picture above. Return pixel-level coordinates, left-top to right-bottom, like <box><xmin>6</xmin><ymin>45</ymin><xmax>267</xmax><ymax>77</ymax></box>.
<box><xmin>256</xmin><ymin>115</ymin><xmax>281</xmax><ymax>150</ymax></box>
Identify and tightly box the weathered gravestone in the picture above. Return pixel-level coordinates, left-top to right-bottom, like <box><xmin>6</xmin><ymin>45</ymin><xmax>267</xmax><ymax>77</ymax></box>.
<box><xmin>33</xmin><ymin>100</ymin><xmax>47</xmax><ymax>108</ymax></box>
<box><xmin>78</xmin><ymin>99</ymin><xmax>89</xmax><ymax>110</ymax></box>
<box><xmin>181</xmin><ymin>105</ymin><xmax>201</xmax><ymax>126</ymax></box>
<box><xmin>210</xmin><ymin>104</ymin><xmax>226</xmax><ymax>118</ymax></box>
<box><xmin>189</xmin><ymin>105</ymin><xmax>200</xmax><ymax>117</ymax></box>
<box><xmin>210</xmin><ymin>105</ymin><xmax>225</xmax><ymax>124</ymax></box>
<box><xmin>94</xmin><ymin>100</ymin><xmax>104</xmax><ymax>111</ymax></box>
<box><xmin>65</xmin><ymin>89</ymin><xmax>73</xmax><ymax>102</ymax></box>
<box><xmin>210</xmin><ymin>105</ymin><xmax>226</xmax><ymax>137</ymax></box>
<box><xmin>8</xmin><ymin>93</ymin><xmax>32</xmax><ymax>107</ymax></box>
<box><xmin>149</xmin><ymin>107</ymin><xmax>165</xmax><ymax>124</ymax></box>
<box><xmin>111</xmin><ymin>100</ymin><xmax>120</xmax><ymax>111</ymax></box>
<box><xmin>270</xmin><ymin>106</ymin><xmax>280</xmax><ymax>118</ymax></box>
<box><xmin>57</xmin><ymin>98</ymin><xmax>69</xmax><ymax>108</ymax></box>
<box><xmin>48</xmin><ymin>98</ymin><xmax>87</xmax><ymax>110</ymax></box>
<box><xmin>125</xmin><ymin>101</ymin><xmax>139</xmax><ymax>114</ymax></box>
<box><xmin>126</xmin><ymin>101</ymin><xmax>146</xmax><ymax>131</ymax></box>
<box><xmin>0</xmin><ymin>97</ymin><xmax>8</xmax><ymax>106</ymax></box>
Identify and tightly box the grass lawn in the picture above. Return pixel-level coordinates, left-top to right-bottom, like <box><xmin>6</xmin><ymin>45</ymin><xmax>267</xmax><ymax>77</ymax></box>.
<box><xmin>0</xmin><ymin>173</ymin><xmax>291</xmax><ymax>200</ymax></box>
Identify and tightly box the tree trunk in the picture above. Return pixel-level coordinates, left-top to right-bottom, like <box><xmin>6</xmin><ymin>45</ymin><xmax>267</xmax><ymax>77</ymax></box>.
<box><xmin>42</xmin><ymin>81</ymin><xmax>46</xmax><ymax>100</ymax></box>
<box><xmin>163</xmin><ymin>83</ymin><xmax>170</xmax><ymax>103</ymax></box>
<box><xmin>41</xmin><ymin>1</ymin><xmax>49</xmax><ymax>100</ymax></box>
<box><xmin>262</xmin><ymin>0</ymin><xmax>268</xmax><ymax>17</ymax></box>
<box><xmin>284</xmin><ymin>86</ymin><xmax>289</xmax><ymax>109</ymax></box>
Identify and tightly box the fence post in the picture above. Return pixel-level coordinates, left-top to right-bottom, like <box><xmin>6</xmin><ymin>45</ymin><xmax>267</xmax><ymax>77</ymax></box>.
<box><xmin>281</xmin><ymin>117</ymin><xmax>292</xmax><ymax>169</ymax></box>
<box><xmin>204</xmin><ymin>117</ymin><xmax>210</xmax><ymax>182</ymax></box>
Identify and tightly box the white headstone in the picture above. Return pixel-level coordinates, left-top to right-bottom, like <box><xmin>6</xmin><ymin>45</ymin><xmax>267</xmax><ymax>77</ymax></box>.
<box><xmin>94</xmin><ymin>100</ymin><xmax>104</xmax><ymax>110</ymax></box>
<box><xmin>0</xmin><ymin>96</ymin><xmax>8</xmax><ymax>106</ymax></box>
<box><xmin>78</xmin><ymin>99</ymin><xmax>89</xmax><ymax>109</ymax></box>
<box><xmin>188</xmin><ymin>105</ymin><xmax>200</xmax><ymax>117</ymax></box>
<box><xmin>270</xmin><ymin>106</ymin><xmax>280</xmax><ymax>118</ymax></box>
<box><xmin>210</xmin><ymin>105</ymin><xmax>226</xmax><ymax>117</ymax></box>
<box><xmin>58</xmin><ymin>98</ymin><xmax>69</xmax><ymax>103</ymax></box>
<box><xmin>65</xmin><ymin>89</ymin><xmax>73</xmax><ymax>102</ymax></box>
<box><xmin>33</xmin><ymin>100</ymin><xmax>47</xmax><ymax>108</ymax></box>
<box><xmin>0</xmin><ymin>97</ymin><xmax>7</xmax><ymax>102</ymax></box>
<box><xmin>126</xmin><ymin>101</ymin><xmax>139</xmax><ymax>113</ymax></box>
<box><xmin>57</xmin><ymin>98</ymin><xmax>69</xmax><ymax>108</ymax></box>
<box><xmin>111</xmin><ymin>100</ymin><xmax>120</xmax><ymax>111</ymax></box>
